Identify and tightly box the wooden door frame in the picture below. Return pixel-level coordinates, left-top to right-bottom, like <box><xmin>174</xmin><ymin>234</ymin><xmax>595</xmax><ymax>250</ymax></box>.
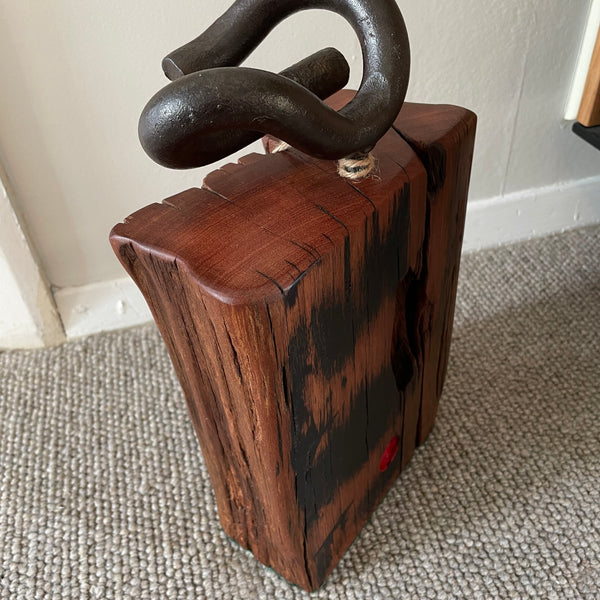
<box><xmin>565</xmin><ymin>0</ymin><xmax>600</xmax><ymax>121</ymax></box>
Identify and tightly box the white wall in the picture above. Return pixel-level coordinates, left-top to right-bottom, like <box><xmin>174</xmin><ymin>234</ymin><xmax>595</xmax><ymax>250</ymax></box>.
<box><xmin>0</xmin><ymin>0</ymin><xmax>599</xmax><ymax>342</ymax></box>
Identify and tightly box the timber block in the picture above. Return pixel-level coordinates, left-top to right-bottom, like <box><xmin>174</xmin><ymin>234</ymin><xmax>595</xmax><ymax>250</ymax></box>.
<box><xmin>110</xmin><ymin>92</ymin><xmax>476</xmax><ymax>591</ymax></box>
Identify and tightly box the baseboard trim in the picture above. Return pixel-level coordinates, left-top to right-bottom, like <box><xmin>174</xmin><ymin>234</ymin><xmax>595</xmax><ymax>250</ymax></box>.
<box><xmin>54</xmin><ymin>177</ymin><xmax>600</xmax><ymax>341</ymax></box>
<box><xmin>463</xmin><ymin>176</ymin><xmax>600</xmax><ymax>252</ymax></box>
<box><xmin>54</xmin><ymin>278</ymin><xmax>152</xmax><ymax>340</ymax></box>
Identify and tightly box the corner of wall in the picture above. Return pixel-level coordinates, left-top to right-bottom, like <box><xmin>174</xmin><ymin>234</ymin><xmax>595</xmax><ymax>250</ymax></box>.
<box><xmin>0</xmin><ymin>167</ymin><xmax>65</xmax><ymax>349</ymax></box>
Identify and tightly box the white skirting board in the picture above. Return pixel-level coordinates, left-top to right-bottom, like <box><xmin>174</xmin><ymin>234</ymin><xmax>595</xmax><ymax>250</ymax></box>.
<box><xmin>462</xmin><ymin>176</ymin><xmax>600</xmax><ymax>252</ymax></box>
<box><xmin>54</xmin><ymin>278</ymin><xmax>153</xmax><ymax>341</ymax></box>
<box><xmin>52</xmin><ymin>176</ymin><xmax>600</xmax><ymax>341</ymax></box>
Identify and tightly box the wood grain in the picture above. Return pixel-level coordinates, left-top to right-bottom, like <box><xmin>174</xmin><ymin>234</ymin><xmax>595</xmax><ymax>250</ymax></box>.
<box><xmin>110</xmin><ymin>94</ymin><xmax>476</xmax><ymax>591</ymax></box>
<box><xmin>578</xmin><ymin>26</ymin><xmax>600</xmax><ymax>127</ymax></box>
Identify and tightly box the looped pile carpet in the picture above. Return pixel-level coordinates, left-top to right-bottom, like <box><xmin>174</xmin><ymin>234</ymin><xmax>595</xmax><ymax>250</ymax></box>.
<box><xmin>1</xmin><ymin>225</ymin><xmax>599</xmax><ymax>599</ymax></box>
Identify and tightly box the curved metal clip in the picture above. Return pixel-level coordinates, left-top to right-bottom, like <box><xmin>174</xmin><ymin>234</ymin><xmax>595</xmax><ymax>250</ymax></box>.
<box><xmin>139</xmin><ymin>0</ymin><xmax>411</xmax><ymax>169</ymax></box>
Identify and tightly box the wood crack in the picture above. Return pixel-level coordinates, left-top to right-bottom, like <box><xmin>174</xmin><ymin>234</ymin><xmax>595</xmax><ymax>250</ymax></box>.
<box><xmin>255</xmin><ymin>270</ymin><xmax>285</xmax><ymax>295</ymax></box>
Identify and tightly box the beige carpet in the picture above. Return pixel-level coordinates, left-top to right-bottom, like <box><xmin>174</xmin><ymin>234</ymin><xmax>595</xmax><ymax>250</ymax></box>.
<box><xmin>1</xmin><ymin>225</ymin><xmax>599</xmax><ymax>599</ymax></box>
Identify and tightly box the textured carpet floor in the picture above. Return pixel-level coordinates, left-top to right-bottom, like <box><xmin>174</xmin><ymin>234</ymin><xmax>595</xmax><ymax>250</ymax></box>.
<box><xmin>1</xmin><ymin>225</ymin><xmax>599</xmax><ymax>599</ymax></box>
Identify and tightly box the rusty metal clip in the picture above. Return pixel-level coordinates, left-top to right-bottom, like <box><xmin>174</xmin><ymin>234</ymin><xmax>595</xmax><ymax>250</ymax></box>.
<box><xmin>139</xmin><ymin>0</ymin><xmax>410</xmax><ymax>169</ymax></box>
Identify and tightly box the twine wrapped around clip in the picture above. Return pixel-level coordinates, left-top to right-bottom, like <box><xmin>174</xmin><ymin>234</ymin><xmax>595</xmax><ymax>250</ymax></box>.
<box><xmin>337</xmin><ymin>152</ymin><xmax>376</xmax><ymax>180</ymax></box>
<box><xmin>273</xmin><ymin>142</ymin><xmax>376</xmax><ymax>180</ymax></box>
<box><xmin>271</xmin><ymin>140</ymin><xmax>291</xmax><ymax>154</ymax></box>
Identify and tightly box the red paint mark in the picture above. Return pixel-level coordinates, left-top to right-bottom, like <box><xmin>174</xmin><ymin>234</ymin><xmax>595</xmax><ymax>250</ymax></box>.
<box><xmin>379</xmin><ymin>435</ymin><xmax>400</xmax><ymax>472</ymax></box>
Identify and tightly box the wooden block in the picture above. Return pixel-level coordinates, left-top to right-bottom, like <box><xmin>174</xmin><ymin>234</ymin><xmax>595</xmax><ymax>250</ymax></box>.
<box><xmin>110</xmin><ymin>96</ymin><xmax>476</xmax><ymax>591</ymax></box>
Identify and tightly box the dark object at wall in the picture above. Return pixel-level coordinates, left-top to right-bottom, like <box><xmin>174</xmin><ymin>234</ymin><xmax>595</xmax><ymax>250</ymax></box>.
<box><xmin>138</xmin><ymin>0</ymin><xmax>410</xmax><ymax>169</ymax></box>
<box><xmin>573</xmin><ymin>121</ymin><xmax>600</xmax><ymax>151</ymax></box>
